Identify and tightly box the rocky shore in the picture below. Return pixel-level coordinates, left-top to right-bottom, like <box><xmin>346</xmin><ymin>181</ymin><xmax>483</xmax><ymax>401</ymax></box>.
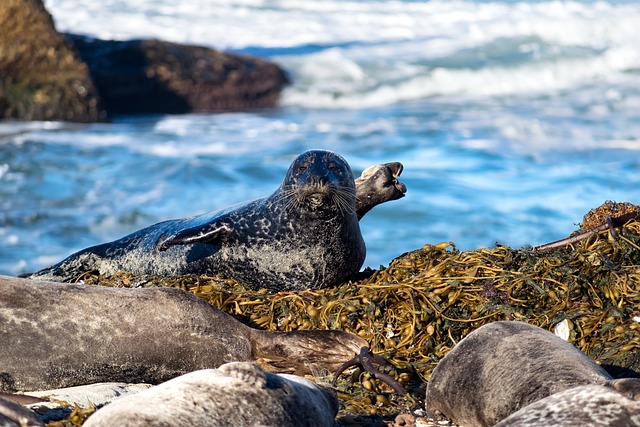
<box><xmin>0</xmin><ymin>0</ymin><xmax>289</xmax><ymax>122</ymax></box>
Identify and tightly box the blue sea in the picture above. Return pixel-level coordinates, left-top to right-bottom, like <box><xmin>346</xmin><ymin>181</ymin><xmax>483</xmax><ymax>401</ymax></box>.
<box><xmin>1</xmin><ymin>0</ymin><xmax>639</xmax><ymax>276</ymax></box>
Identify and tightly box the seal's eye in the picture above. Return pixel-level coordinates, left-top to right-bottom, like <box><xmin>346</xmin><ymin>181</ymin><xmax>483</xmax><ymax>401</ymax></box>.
<box><xmin>297</xmin><ymin>165</ymin><xmax>308</xmax><ymax>173</ymax></box>
<box><xmin>328</xmin><ymin>163</ymin><xmax>342</xmax><ymax>173</ymax></box>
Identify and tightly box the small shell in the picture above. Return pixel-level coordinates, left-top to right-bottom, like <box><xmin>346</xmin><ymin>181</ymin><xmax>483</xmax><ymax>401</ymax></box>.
<box><xmin>554</xmin><ymin>319</ymin><xmax>572</xmax><ymax>341</ymax></box>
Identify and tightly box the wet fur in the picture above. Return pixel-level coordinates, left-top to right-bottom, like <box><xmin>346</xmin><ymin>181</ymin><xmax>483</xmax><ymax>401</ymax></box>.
<box><xmin>495</xmin><ymin>381</ymin><xmax>640</xmax><ymax>427</ymax></box>
<box><xmin>30</xmin><ymin>150</ymin><xmax>366</xmax><ymax>291</ymax></box>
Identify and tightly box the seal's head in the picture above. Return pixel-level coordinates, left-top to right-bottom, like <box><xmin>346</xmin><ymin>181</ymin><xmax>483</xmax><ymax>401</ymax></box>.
<box><xmin>354</xmin><ymin>162</ymin><xmax>407</xmax><ymax>219</ymax></box>
<box><xmin>279</xmin><ymin>150</ymin><xmax>356</xmax><ymax>215</ymax></box>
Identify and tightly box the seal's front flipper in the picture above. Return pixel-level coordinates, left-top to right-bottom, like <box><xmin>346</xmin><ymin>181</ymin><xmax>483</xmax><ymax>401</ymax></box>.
<box><xmin>155</xmin><ymin>223</ymin><xmax>233</xmax><ymax>252</ymax></box>
<box><xmin>354</xmin><ymin>162</ymin><xmax>407</xmax><ymax>220</ymax></box>
<box><xmin>383</xmin><ymin>162</ymin><xmax>407</xmax><ymax>199</ymax></box>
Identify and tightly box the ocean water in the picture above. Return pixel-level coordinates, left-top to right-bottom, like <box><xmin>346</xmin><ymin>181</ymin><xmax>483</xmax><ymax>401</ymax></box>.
<box><xmin>1</xmin><ymin>0</ymin><xmax>639</xmax><ymax>276</ymax></box>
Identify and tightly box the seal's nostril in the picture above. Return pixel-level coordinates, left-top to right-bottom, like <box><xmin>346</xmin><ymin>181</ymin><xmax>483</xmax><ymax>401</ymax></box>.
<box><xmin>309</xmin><ymin>175</ymin><xmax>329</xmax><ymax>186</ymax></box>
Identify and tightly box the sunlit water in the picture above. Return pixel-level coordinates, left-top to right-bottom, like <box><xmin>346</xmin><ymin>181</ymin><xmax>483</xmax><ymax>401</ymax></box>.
<box><xmin>1</xmin><ymin>0</ymin><xmax>639</xmax><ymax>276</ymax></box>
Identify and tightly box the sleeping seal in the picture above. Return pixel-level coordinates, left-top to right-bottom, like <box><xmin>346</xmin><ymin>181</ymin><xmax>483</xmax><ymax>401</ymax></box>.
<box><xmin>83</xmin><ymin>362</ymin><xmax>338</xmax><ymax>427</ymax></box>
<box><xmin>495</xmin><ymin>379</ymin><xmax>640</xmax><ymax>427</ymax></box>
<box><xmin>29</xmin><ymin>150</ymin><xmax>407</xmax><ymax>291</ymax></box>
<box><xmin>425</xmin><ymin>320</ymin><xmax>612</xmax><ymax>427</ymax></box>
<box><xmin>0</xmin><ymin>275</ymin><xmax>367</xmax><ymax>392</ymax></box>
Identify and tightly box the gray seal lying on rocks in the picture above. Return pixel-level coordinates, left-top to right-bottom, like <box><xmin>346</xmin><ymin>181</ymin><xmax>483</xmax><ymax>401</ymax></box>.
<box><xmin>494</xmin><ymin>379</ymin><xmax>640</xmax><ymax>427</ymax></box>
<box><xmin>425</xmin><ymin>320</ymin><xmax>613</xmax><ymax>427</ymax></box>
<box><xmin>84</xmin><ymin>362</ymin><xmax>338</xmax><ymax>427</ymax></box>
<box><xmin>29</xmin><ymin>150</ymin><xmax>406</xmax><ymax>291</ymax></box>
<box><xmin>0</xmin><ymin>275</ymin><xmax>367</xmax><ymax>392</ymax></box>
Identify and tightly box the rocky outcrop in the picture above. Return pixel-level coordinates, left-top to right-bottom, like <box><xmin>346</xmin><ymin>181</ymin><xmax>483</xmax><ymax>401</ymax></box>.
<box><xmin>0</xmin><ymin>0</ymin><xmax>289</xmax><ymax>122</ymax></box>
<box><xmin>65</xmin><ymin>35</ymin><xmax>290</xmax><ymax>115</ymax></box>
<box><xmin>0</xmin><ymin>0</ymin><xmax>105</xmax><ymax>122</ymax></box>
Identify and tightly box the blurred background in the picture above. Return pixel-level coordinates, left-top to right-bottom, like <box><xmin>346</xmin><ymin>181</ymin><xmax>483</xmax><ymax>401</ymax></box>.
<box><xmin>1</xmin><ymin>0</ymin><xmax>639</xmax><ymax>275</ymax></box>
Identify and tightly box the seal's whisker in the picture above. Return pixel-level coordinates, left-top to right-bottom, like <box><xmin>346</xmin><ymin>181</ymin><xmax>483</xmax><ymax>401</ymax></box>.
<box><xmin>332</xmin><ymin>194</ymin><xmax>350</xmax><ymax>216</ymax></box>
<box><xmin>332</xmin><ymin>186</ymin><xmax>356</xmax><ymax>215</ymax></box>
<box><xmin>336</xmin><ymin>184</ymin><xmax>356</xmax><ymax>196</ymax></box>
<box><xmin>275</xmin><ymin>186</ymin><xmax>298</xmax><ymax>201</ymax></box>
<box><xmin>276</xmin><ymin>185</ymin><xmax>301</xmax><ymax>213</ymax></box>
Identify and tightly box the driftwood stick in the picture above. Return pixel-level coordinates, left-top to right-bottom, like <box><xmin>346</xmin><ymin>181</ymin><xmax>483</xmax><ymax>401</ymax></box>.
<box><xmin>533</xmin><ymin>212</ymin><xmax>640</xmax><ymax>251</ymax></box>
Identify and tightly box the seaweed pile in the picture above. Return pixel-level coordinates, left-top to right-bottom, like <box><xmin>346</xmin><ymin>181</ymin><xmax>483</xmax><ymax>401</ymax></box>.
<box><xmin>71</xmin><ymin>202</ymin><xmax>640</xmax><ymax>424</ymax></box>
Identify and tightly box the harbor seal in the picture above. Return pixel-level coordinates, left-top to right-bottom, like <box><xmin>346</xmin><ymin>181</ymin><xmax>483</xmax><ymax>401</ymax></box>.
<box><xmin>0</xmin><ymin>275</ymin><xmax>367</xmax><ymax>392</ymax></box>
<box><xmin>29</xmin><ymin>150</ymin><xmax>407</xmax><ymax>291</ymax></box>
<box><xmin>425</xmin><ymin>320</ymin><xmax>612</xmax><ymax>427</ymax></box>
<box><xmin>83</xmin><ymin>362</ymin><xmax>338</xmax><ymax>427</ymax></box>
<box><xmin>354</xmin><ymin>161</ymin><xmax>406</xmax><ymax>219</ymax></box>
<box><xmin>494</xmin><ymin>380</ymin><xmax>640</xmax><ymax>427</ymax></box>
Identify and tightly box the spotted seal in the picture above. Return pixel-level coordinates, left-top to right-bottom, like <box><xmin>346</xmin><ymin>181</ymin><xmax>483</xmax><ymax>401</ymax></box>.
<box><xmin>354</xmin><ymin>161</ymin><xmax>406</xmax><ymax>219</ymax></box>
<box><xmin>29</xmin><ymin>150</ymin><xmax>406</xmax><ymax>291</ymax></box>
<box><xmin>495</xmin><ymin>379</ymin><xmax>640</xmax><ymax>427</ymax></box>
<box><xmin>0</xmin><ymin>275</ymin><xmax>367</xmax><ymax>392</ymax></box>
<box><xmin>83</xmin><ymin>362</ymin><xmax>338</xmax><ymax>427</ymax></box>
<box><xmin>425</xmin><ymin>320</ymin><xmax>612</xmax><ymax>427</ymax></box>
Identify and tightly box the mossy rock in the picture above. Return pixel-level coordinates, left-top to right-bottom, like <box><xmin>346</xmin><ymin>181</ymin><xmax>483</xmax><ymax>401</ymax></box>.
<box><xmin>0</xmin><ymin>0</ymin><xmax>289</xmax><ymax>122</ymax></box>
<box><xmin>0</xmin><ymin>0</ymin><xmax>106</xmax><ymax>122</ymax></box>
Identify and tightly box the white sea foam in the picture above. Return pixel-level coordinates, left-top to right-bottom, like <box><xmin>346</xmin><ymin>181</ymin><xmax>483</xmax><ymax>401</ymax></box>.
<box><xmin>279</xmin><ymin>30</ymin><xmax>640</xmax><ymax>108</ymax></box>
<box><xmin>44</xmin><ymin>1</ymin><xmax>639</xmax><ymax>50</ymax></box>
<box><xmin>281</xmin><ymin>51</ymin><xmax>638</xmax><ymax>108</ymax></box>
<box><xmin>30</xmin><ymin>131</ymin><xmax>132</xmax><ymax>147</ymax></box>
<box><xmin>44</xmin><ymin>0</ymin><xmax>640</xmax><ymax>109</ymax></box>
<box><xmin>0</xmin><ymin>121</ymin><xmax>66</xmax><ymax>140</ymax></box>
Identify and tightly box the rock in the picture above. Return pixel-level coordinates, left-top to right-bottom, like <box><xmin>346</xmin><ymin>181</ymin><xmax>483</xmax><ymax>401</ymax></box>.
<box><xmin>21</xmin><ymin>383</ymin><xmax>152</xmax><ymax>424</ymax></box>
<box><xmin>0</xmin><ymin>0</ymin><xmax>289</xmax><ymax>122</ymax></box>
<box><xmin>28</xmin><ymin>382</ymin><xmax>152</xmax><ymax>408</ymax></box>
<box><xmin>23</xmin><ymin>402</ymin><xmax>71</xmax><ymax>425</ymax></box>
<box><xmin>65</xmin><ymin>35</ymin><xmax>290</xmax><ymax>115</ymax></box>
<box><xmin>0</xmin><ymin>0</ymin><xmax>106</xmax><ymax>122</ymax></box>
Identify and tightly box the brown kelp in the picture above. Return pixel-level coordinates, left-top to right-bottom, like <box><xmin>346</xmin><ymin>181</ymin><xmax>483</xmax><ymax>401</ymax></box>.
<box><xmin>62</xmin><ymin>202</ymin><xmax>640</xmax><ymax>424</ymax></box>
